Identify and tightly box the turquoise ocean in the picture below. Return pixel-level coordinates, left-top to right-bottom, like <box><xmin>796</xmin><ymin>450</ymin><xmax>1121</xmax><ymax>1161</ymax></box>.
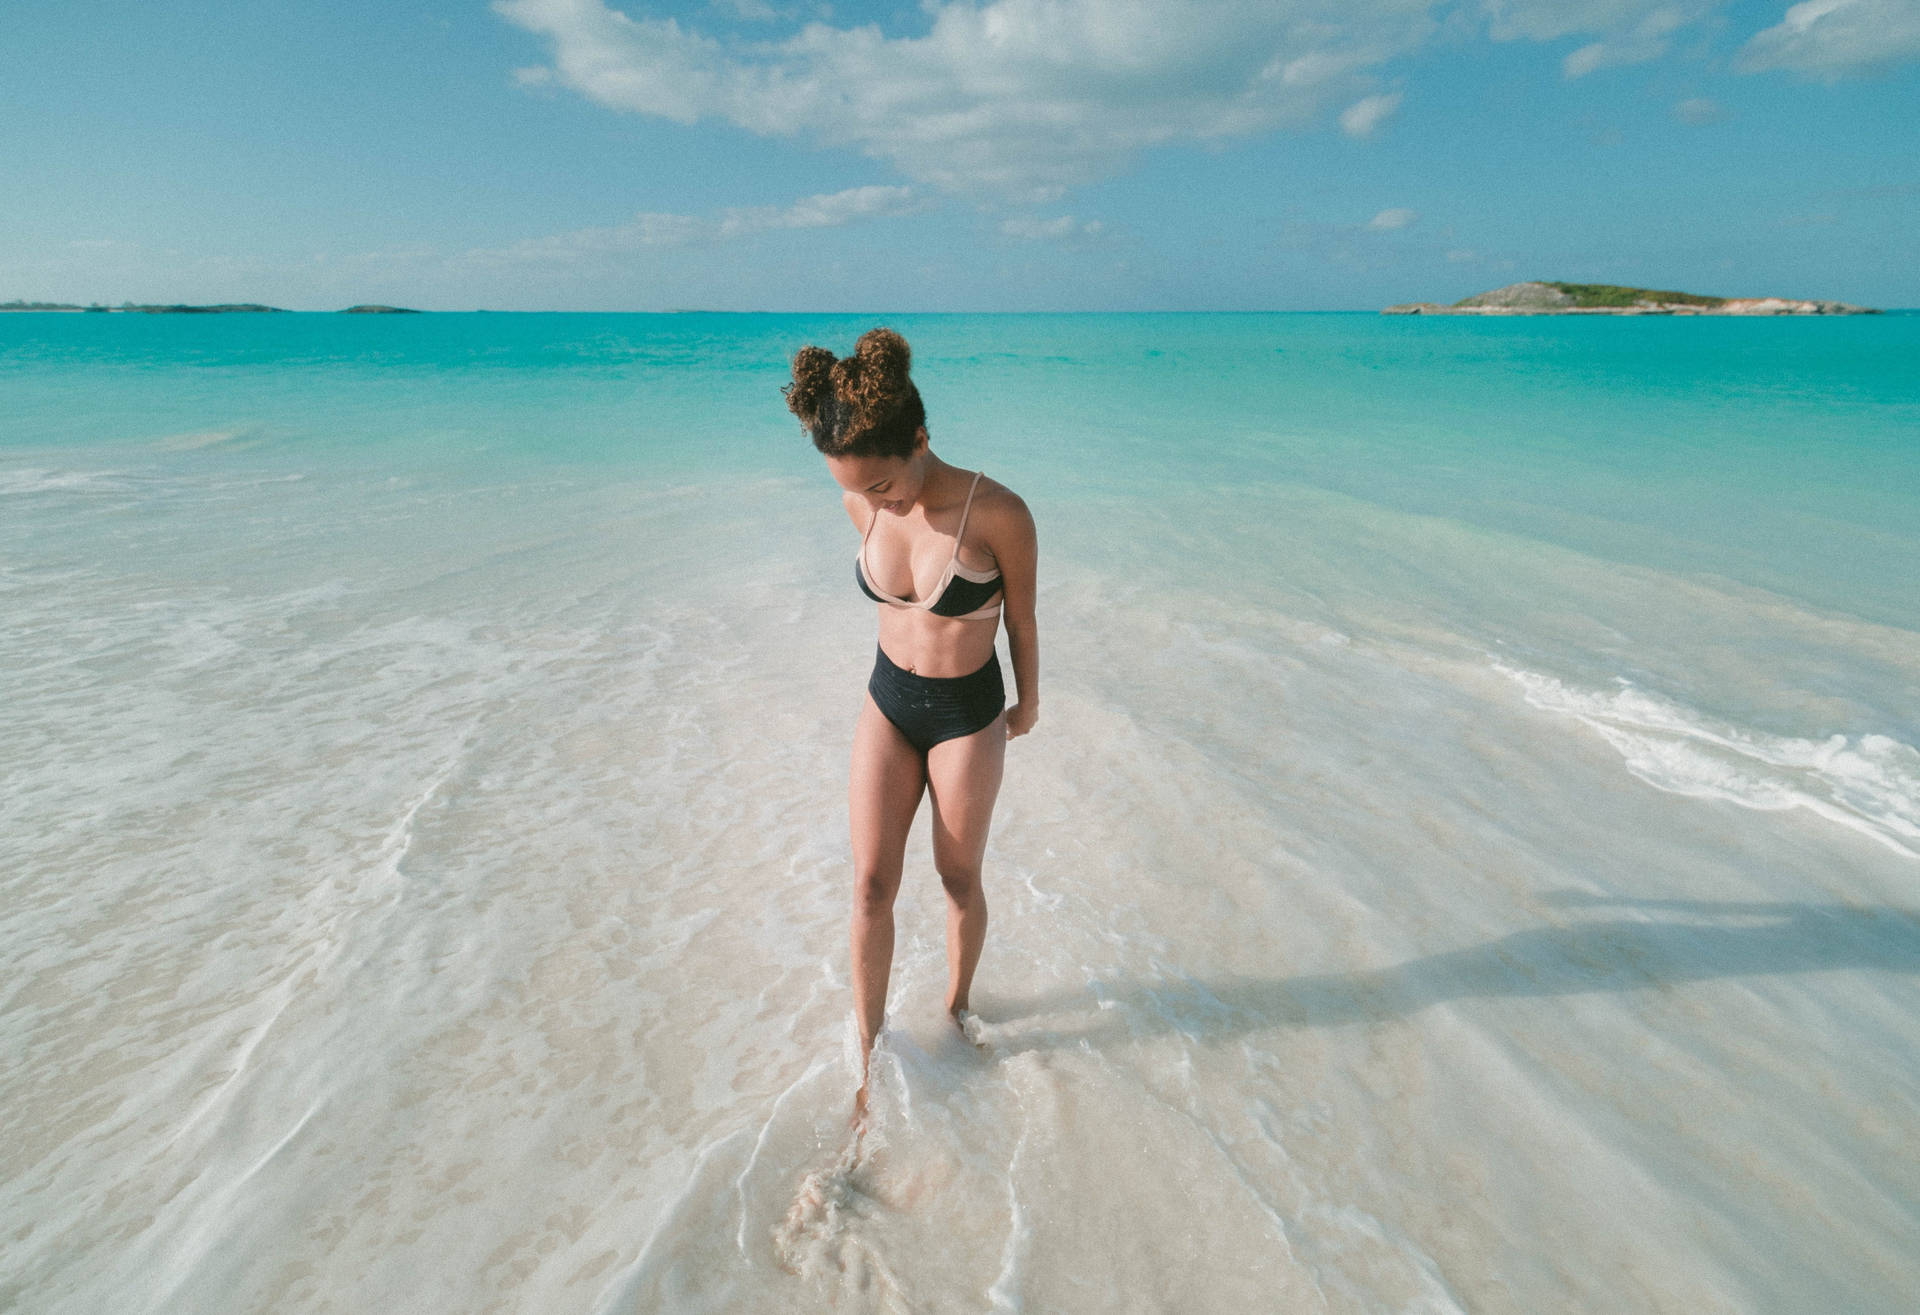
<box><xmin>5</xmin><ymin>312</ymin><xmax>1918</xmax><ymax>1313</ymax></box>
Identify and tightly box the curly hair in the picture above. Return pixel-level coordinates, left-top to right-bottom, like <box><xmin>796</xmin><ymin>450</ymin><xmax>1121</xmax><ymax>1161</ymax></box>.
<box><xmin>784</xmin><ymin>327</ymin><xmax>927</xmax><ymax>460</ymax></box>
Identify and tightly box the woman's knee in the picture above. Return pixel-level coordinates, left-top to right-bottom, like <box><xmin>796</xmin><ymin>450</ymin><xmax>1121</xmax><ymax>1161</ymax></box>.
<box><xmin>935</xmin><ymin>860</ymin><xmax>981</xmax><ymax>904</ymax></box>
<box><xmin>853</xmin><ymin>864</ymin><xmax>902</xmax><ymax>913</ymax></box>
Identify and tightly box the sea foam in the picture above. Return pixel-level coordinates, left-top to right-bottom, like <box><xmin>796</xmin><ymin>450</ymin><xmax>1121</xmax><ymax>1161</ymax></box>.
<box><xmin>1498</xmin><ymin>663</ymin><xmax>1920</xmax><ymax>859</ymax></box>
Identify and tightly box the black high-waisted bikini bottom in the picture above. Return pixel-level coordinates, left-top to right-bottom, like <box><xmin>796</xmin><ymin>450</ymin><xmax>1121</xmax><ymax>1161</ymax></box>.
<box><xmin>868</xmin><ymin>644</ymin><xmax>1005</xmax><ymax>754</ymax></box>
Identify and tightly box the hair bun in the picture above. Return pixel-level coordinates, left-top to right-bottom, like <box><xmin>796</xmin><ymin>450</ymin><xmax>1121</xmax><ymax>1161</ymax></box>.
<box><xmin>854</xmin><ymin>327</ymin><xmax>911</xmax><ymax>380</ymax></box>
<box><xmin>785</xmin><ymin>345</ymin><xmax>836</xmax><ymax>421</ymax></box>
<box><xmin>838</xmin><ymin>327</ymin><xmax>913</xmax><ymax>430</ymax></box>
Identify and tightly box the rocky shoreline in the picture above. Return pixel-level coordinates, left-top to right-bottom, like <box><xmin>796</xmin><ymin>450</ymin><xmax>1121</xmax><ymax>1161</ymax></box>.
<box><xmin>1385</xmin><ymin>281</ymin><xmax>1877</xmax><ymax>315</ymax></box>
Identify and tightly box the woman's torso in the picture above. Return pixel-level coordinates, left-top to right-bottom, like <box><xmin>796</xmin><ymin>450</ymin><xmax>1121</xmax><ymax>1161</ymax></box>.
<box><xmin>855</xmin><ymin>470</ymin><xmax>1005</xmax><ymax>678</ymax></box>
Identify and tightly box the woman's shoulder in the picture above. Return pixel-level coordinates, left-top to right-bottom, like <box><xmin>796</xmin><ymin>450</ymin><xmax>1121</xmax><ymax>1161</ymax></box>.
<box><xmin>967</xmin><ymin>473</ymin><xmax>1034</xmax><ymax>539</ymax></box>
<box><xmin>840</xmin><ymin>488</ymin><xmax>874</xmax><ymax>532</ymax></box>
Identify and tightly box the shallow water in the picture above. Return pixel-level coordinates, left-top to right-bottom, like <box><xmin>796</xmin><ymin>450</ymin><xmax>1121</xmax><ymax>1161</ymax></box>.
<box><xmin>4</xmin><ymin>312</ymin><xmax>1918</xmax><ymax>1313</ymax></box>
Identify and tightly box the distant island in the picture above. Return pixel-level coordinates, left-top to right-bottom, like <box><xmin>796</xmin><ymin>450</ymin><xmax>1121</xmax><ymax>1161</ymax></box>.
<box><xmin>1385</xmin><ymin>282</ymin><xmax>1878</xmax><ymax>315</ymax></box>
<box><xmin>1</xmin><ymin>300</ymin><xmax>421</xmax><ymax>313</ymax></box>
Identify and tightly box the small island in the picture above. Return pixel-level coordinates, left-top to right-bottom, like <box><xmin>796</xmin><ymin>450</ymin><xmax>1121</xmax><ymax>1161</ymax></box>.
<box><xmin>1</xmin><ymin>300</ymin><xmax>288</xmax><ymax>313</ymax></box>
<box><xmin>1385</xmin><ymin>282</ymin><xmax>1878</xmax><ymax>315</ymax></box>
<box><xmin>3</xmin><ymin>300</ymin><xmax>422</xmax><ymax>313</ymax></box>
<box><xmin>123</xmin><ymin>303</ymin><xmax>288</xmax><ymax>314</ymax></box>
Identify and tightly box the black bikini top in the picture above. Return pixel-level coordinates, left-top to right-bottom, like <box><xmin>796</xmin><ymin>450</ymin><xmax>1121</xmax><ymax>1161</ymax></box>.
<box><xmin>856</xmin><ymin>470</ymin><xmax>1004</xmax><ymax>621</ymax></box>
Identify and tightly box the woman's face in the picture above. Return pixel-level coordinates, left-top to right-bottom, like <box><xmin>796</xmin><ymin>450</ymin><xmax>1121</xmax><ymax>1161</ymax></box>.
<box><xmin>824</xmin><ymin>430</ymin><xmax>929</xmax><ymax>517</ymax></box>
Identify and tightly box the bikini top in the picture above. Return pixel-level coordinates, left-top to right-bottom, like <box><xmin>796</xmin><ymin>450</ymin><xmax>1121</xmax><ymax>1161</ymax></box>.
<box><xmin>856</xmin><ymin>470</ymin><xmax>1004</xmax><ymax>622</ymax></box>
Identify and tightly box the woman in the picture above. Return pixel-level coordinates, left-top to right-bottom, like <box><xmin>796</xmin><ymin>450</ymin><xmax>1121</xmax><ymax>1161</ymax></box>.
<box><xmin>784</xmin><ymin>328</ymin><xmax>1039</xmax><ymax>1115</ymax></box>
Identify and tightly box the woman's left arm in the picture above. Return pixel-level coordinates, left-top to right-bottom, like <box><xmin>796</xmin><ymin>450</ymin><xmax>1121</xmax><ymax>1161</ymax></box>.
<box><xmin>990</xmin><ymin>492</ymin><xmax>1039</xmax><ymax>739</ymax></box>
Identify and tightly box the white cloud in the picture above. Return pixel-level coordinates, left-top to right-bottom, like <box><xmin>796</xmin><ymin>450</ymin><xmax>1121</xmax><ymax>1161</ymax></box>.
<box><xmin>1736</xmin><ymin>0</ymin><xmax>1920</xmax><ymax>77</ymax></box>
<box><xmin>494</xmin><ymin>0</ymin><xmax>1445</xmax><ymax>196</ymax></box>
<box><xmin>1672</xmin><ymin>95</ymin><xmax>1727</xmax><ymax>123</ymax></box>
<box><xmin>1480</xmin><ymin>0</ymin><xmax>1704</xmax><ymax>43</ymax></box>
<box><xmin>1560</xmin><ymin>6</ymin><xmax>1688</xmax><ymax>75</ymax></box>
<box><xmin>493</xmin><ymin>0</ymin><xmax>1758</xmax><ymax>195</ymax></box>
<box><xmin>473</xmin><ymin>184</ymin><xmax>923</xmax><ymax>262</ymax></box>
<box><xmin>1367</xmin><ymin>207</ymin><xmax>1418</xmax><ymax>230</ymax></box>
<box><xmin>752</xmin><ymin>185</ymin><xmax>924</xmax><ymax>232</ymax></box>
<box><xmin>1339</xmin><ymin>92</ymin><xmax>1403</xmax><ymax>137</ymax></box>
<box><xmin>1476</xmin><ymin>1</ymin><xmax>1720</xmax><ymax>80</ymax></box>
<box><xmin>1000</xmin><ymin>215</ymin><xmax>1104</xmax><ymax>241</ymax></box>
<box><xmin>1446</xmin><ymin>248</ymin><xmax>1479</xmax><ymax>262</ymax></box>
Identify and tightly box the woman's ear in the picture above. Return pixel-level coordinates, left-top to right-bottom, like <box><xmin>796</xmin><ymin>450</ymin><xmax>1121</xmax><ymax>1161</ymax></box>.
<box><xmin>913</xmin><ymin>426</ymin><xmax>929</xmax><ymax>453</ymax></box>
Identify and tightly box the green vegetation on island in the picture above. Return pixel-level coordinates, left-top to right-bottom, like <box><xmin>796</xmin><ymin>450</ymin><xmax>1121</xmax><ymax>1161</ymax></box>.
<box><xmin>121</xmin><ymin>303</ymin><xmax>287</xmax><ymax>314</ymax></box>
<box><xmin>1385</xmin><ymin>281</ymin><xmax>1877</xmax><ymax>315</ymax></box>
<box><xmin>1527</xmin><ymin>283</ymin><xmax>1725</xmax><ymax>309</ymax></box>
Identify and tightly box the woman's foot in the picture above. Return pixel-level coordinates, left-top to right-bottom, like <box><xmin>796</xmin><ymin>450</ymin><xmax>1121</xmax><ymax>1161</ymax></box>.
<box><xmin>950</xmin><ymin>1005</ymin><xmax>989</xmax><ymax>1050</ymax></box>
<box><xmin>852</xmin><ymin>1035</ymin><xmax>874</xmax><ymax>1130</ymax></box>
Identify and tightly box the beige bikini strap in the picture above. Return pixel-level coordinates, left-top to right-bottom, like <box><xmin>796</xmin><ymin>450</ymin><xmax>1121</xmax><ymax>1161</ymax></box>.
<box><xmin>951</xmin><ymin>471</ymin><xmax>984</xmax><ymax>555</ymax></box>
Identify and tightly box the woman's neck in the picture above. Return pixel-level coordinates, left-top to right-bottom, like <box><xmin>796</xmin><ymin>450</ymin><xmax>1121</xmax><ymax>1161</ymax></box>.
<box><xmin>920</xmin><ymin>452</ymin><xmax>961</xmax><ymax>500</ymax></box>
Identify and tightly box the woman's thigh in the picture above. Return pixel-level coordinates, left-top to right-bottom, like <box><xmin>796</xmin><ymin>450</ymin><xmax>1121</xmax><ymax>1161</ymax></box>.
<box><xmin>924</xmin><ymin>709</ymin><xmax>1008</xmax><ymax>874</ymax></box>
<box><xmin>850</xmin><ymin>693</ymin><xmax>927</xmax><ymax>888</ymax></box>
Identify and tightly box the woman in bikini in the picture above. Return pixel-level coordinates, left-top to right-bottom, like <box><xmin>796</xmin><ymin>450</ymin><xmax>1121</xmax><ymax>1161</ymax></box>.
<box><xmin>784</xmin><ymin>328</ymin><xmax>1039</xmax><ymax>1115</ymax></box>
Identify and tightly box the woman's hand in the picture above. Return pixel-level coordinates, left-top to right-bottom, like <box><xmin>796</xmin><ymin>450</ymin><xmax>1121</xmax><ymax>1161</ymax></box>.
<box><xmin>1005</xmin><ymin>702</ymin><xmax>1038</xmax><ymax>740</ymax></box>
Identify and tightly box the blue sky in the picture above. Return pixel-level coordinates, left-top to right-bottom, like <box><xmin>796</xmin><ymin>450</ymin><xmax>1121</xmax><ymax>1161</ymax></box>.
<box><xmin>3</xmin><ymin>0</ymin><xmax>1916</xmax><ymax>309</ymax></box>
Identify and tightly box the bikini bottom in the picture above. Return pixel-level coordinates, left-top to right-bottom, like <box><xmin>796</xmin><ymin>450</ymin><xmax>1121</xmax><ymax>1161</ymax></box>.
<box><xmin>867</xmin><ymin>644</ymin><xmax>1004</xmax><ymax>755</ymax></box>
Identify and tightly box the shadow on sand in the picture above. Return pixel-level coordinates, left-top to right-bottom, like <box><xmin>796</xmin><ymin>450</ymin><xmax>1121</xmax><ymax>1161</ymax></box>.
<box><xmin>987</xmin><ymin>895</ymin><xmax>1920</xmax><ymax>1051</ymax></box>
